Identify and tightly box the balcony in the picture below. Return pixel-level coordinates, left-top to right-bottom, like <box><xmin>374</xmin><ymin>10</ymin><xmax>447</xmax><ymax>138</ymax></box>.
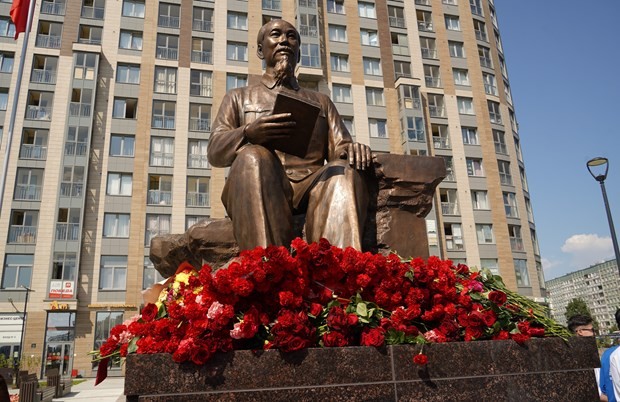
<box><xmin>31</xmin><ymin>69</ymin><xmax>56</xmax><ymax>84</ymax></box>
<box><xmin>186</xmin><ymin>192</ymin><xmax>209</xmax><ymax>207</ymax></box>
<box><xmin>152</xmin><ymin>116</ymin><xmax>175</xmax><ymax>129</ymax></box>
<box><xmin>395</xmin><ymin>71</ymin><xmax>412</xmax><ymax>79</ymax></box>
<box><xmin>505</xmin><ymin>205</ymin><xmax>518</xmax><ymax>218</ymax></box>
<box><xmin>41</xmin><ymin>1</ymin><xmax>65</xmax><ymax>15</ymax></box>
<box><xmin>479</xmin><ymin>57</ymin><xmax>492</xmax><ymax>69</ymax></box>
<box><xmin>392</xmin><ymin>44</ymin><xmax>410</xmax><ymax>56</ymax></box>
<box><xmin>389</xmin><ymin>16</ymin><xmax>406</xmax><ymax>29</ymax></box>
<box><xmin>499</xmin><ymin>173</ymin><xmax>513</xmax><ymax>186</ymax></box>
<box><xmin>36</xmin><ymin>35</ymin><xmax>61</xmax><ymax>49</ymax></box>
<box><xmin>69</xmin><ymin>102</ymin><xmax>92</xmax><ymax>117</ymax></box>
<box><xmin>446</xmin><ymin>235</ymin><xmax>464</xmax><ymax>251</ymax></box>
<box><xmin>20</xmin><ymin>144</ymin><xmax>47</xmax><ymax>160</ymax></box>
<box><xmin>475</xmin><ymin>30</ymin><xmax>488</xmax><ymax>42</ymax></box>
<box><xmin>192</xmin><ymin>19</ymin><xmax>213</xmax><ymax>32</ymax></box>
<box><xmin>150</xmin><ymin>153</ymin><xmax>174</xmax><ymax>167</ymax></box>
<box><xmin>406</xmin><ymin>129</ymin><xmax>425</xmax><ymax>142</ymax></box>
<box><xmin>429</xmin><ymin>106</ymin><xmax>445</xmax><ymax>118</ymax></box>
<box><xmin>494</xmin><ymin>142</ymin><xmax>507</xmax><ymax>154</ymax></box>
<box><xmin>433</xmin><ymin>137</ymin><xmax>450</xmax><ymax>149</ymax></box>
<box><xmin>156</xmin><ymin>47</ymin><xmax>178</xmax><ymax>60</ymax></box>
<box><xmin>26</xmin><ymin>106</ymin><xmax>52</xmax><ymax>120</ymax></box>
<box><xmin>56</xmin><ymin>223</ymin><xmax>80</xmax><ymax>241</ymax></box>
<box><xmin>441</xmin><ymin>202</ymin><xmax>459</xmax><ymax>216</ymax></box>
<box><xmin>158</xmin><ymin>15</ymin><xmax>180</xmax><ymax>29</ymax></box>
<box><xmin>81</xmin><ymin>5</ymin><xmax>104</xmax><ymax>19</ymax></box>
<box><xmin>262</xmin><ymin>0</ymin><xmax>281</xmax><ymax>11</ymax></box>
<box><xmin>191</xmin><ymin>51</ymin><xmax>212</xmax><ymax>64</ymax></box>
<box><xmin>484</xmin><ymin>84</ymin><xmax>497</xmax><ymax>96</ymax></box>
<box><xmin>425</xmin><ymin>77</ymin><xmax>441</xmax><ymax>88</ymax></box>
<box><xmin>299</xmin><ymin>25</ymin><xmax>318</xmax><ymax>38</ymax></box>
<box><xmin>421</xmin><ymin>48</ymin><xmax>437</xmax><ymax>59</ymax></box>
<box><xmin>60</xmin><ymin>182</ymin><xmax>83</xmax><ymax>197</ymax></box>
<box><xmin>444</xmin><ymin>169</ymin><xmax>456</xmax><ymax>182</ymax></box>
<box><xmin>188</xmin><ymin>155</ymin><xmax>210</xmax><ymax>169</ymax></box>
<box><xmin>189</xmin><ymin>118</ymin><xmax>211</xmax><ymax>132</ymax></box>
<box><xmin>78</xmin><ymin>37</ymin><xmax>101</xmax><ymax>45</ymax></box>
<box><xmin>415</xmin><ymin>0</ymin><xmax>430</xmax><ymax>5</ymax></box>
<box><xmin>510</xmin><ymin>237</ymin><xmax>524</xmax><ymax>252</ymax></box>
<box><xmin>154</xmin><ymin>81</ymin><xmax>176</xmax><ymax>94</ymax></box>
<box><xmin>148</xmin><ymin>190</ymin><xmax>172</xmax><ymax>205</ymax></box>
<box><xmin>65</xmin><ymin>142</ymin><xmax>88</xmax><ymax>156</ymax></box>
<box><xmin>8</xmin><ymin>226</ymin><xmax>37</xmax><ymax>244</ymax></box>
<box><xmin>489</xmin><ymin>112</ymin><xmax>502</xmax><ymax>124</ymax></box>
<box><xmin>417</xmin><ymin>21</ymin><xmax>433</xmax><ymax>32</ymax></box>
<box><xmin>14</xmin><ymin>184</ymin><xmax>42</xmax><ymax>201</ymax></box>
<box><xmin>190</xmin><ymin>84</ymin><xmax>212</xmax><ymax>97</ymax></box>
<box><xmin>471</xmin><ymin>5</ymin><xmax>483</xmax><ymax>16</ymax></box>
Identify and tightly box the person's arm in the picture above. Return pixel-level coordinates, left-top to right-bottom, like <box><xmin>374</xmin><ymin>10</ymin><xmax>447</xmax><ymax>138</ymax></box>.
<box><xmin>325</xmin><ymin>97</ymin><xmax>372</xmax><ymax>170</ymax></box>
<box><xmin>207</xmin><ymin>91</ymin><xmax>246</xmax><ymax>168</ymax></box>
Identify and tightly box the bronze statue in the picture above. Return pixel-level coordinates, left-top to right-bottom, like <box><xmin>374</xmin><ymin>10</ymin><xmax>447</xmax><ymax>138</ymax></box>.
<box><xmin>208</xmin><ymin>19</ymin><xmax>372</xmax><ymax>251</ymax></box>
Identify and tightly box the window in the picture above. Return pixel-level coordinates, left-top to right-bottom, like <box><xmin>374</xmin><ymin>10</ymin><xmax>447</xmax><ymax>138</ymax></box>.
<box><xmin>420</xmin><ymin>37</ymin><xmax>437</xmax><ymax>59</ymax></box>
<box><xmin>116</xmin><ymin>64</ymin><xmax>140</xmax><ymax>84</ymax></box>
<box><xmin>145</xmin><ymin>214</ymin><xmax>171</xmax><ymax>246</ymax></box>
<box><xmin>300</xmin><ymin>44</ymin><xmax>320</xmax><ymax>67</ymax></box>
<box><xmin>424</xmin><ymin>65</ymin><xmax>441</xmax><ymax>88</ymax></box>
<box><xmin>417</xmin><ymin>10</ymin><xmax>433</xmax><ymax>31</ymax></box>
<box><xmin>190</xmin><ymin>70</ymin><xmax>212</xmax><ymax>97</ymax></box>
<box><xmin>25</xmin><ymin>90</ymin><xmax>54</xmax><ymax>120</ymax></box>
<box><xmin>2</xmin><ymin>255</ymin><xmax>33</xmax><ymax>289</ymax></box>
<box><xmin>186</xmin><ymin>215</ymin><xmax>209</xmax><ymax>230</ymax></box>
<box><xmin>262</xmin><ymin>0</ymin><xmax>281</xmax><ymax>11</ymax></box>
<box><xmin>483</xmin><ymin>72</ymin><xmax>498</xmax><ymax>95</ymax></box>
<box><xmin>427</xmin><ymin>94</ymin><xmax>445</xmax><ymax>117</ymax></box>
<box><xmin>470</xmin><ymin>0</ymin><xmax>483</xmax><ymax>16</ymax></box>
<box><xmin>466</xmin><ymin>158</ymin><xmax>484</xmax><ymax>176</ymax></box>
<box><xmin>36</xmin><ymin>21</ymin><xmax>62</xmax><ymax>48</ymax></box>
<box><xmin>488</xmin><ymin>101</ymin><xmax>502</xmax><ymax>124</ymax></box>
<box><xmin>93</xmin><ymin>312</ymin><xmax>123</xmax><ymax>367</ymax></box>
<box><xmin>365</xmin><ymin>87</ymin><xmax>384</xmax><ymax>106</ymax></box>
<box><xmin>478</xmin><ymin>45</ymin><xmax>492</xmax><ymax>68</ymax></box>
<box><xmin>443</xmin><ymin>0</ymin><xmax>457</xmax><ymax>4</ymax></box>
<box><xmin>0</xmin><ymin>90</ymin><xmax>7</xmax><ymax>111</ymax></box>
<box><xmin>156</xmin><ymin>34</ymin><xmax>179</xmax><ymax>60</ymax></box>
<box><xmin>189</xmin><ymin>104</ymin><xmax>211</xmax><ymax>132</ymax></box>
<box><xmin>444</xmin><ymin>223</ymin><xmax>463</xmax><ymax>251</ymax></box>
<box><xmin>509</xmin><ymin>225</ymin><xmax>524</xmax><ymax>252</ymax></box>
<box><xmin>453</xmin><ymin>68</ymin><xmax>469</xmax><ymax>86</ymax></box>
<box><xmin>187</xmin><ymin>177</ymin><xmax>209</xmax><ymax>207</ymax></box>
<box><xmin>299</xmin><ymin>13</ymin><xmax>318</xmax><ymax>38</ymax></box>
<box><xmin>100</xmin><ymin>256</ymin><xmax>127</xmax><ymax>290</ymax></box>
<box><xmin>514</xmin><ymin>259</ymin><xmax>530</xmax><ymax>287</ymax></box>
<box><xmin>60</xmin><ymin>166</ymin><xmax>84</xmax><ymax>197</ymax></box>
<box><xmin>498</xmin><ymin>160</ymin><xmax>512</xmax><ymax>185</ymax></box>
<box><xmin>531</xmin><ymin>229</ymin><xmax>540</xmax><ymax>255</ymax></box>
<box><xmin>0</xmin><ymin>52</ymin><xmax>14</xmax><ymax>73</ymax></box>
<box><xmin>158</xmin><ymin>3</ymin><xmax>180</xmax><ymax>28</ymax></box>
<box><xmin>358</xmin><ymin>29</ymin><xmax>378</xmax><ymax>47</ymax></box>
<box><xmin>153</xmin><ymin>66</ymin><xmax>176</xmax><ymax>94</ymax></box>
<box><xmin>227</xmin><ymin>11</ymin><xmax>247</xmax><ymax>30</ymax></box>
<box><xmin>476</xmin><ymin>224</ymin><xmax>494</xmax><ymax>244</ymax></box>
<box><xmin>404</xmin><ymin>117</ymin><xmax>425</xmax><ymax>142</ymax></box>
<box><xmin>342</xmin><ymin>117</ymin><xmax>354</xmax><ymax>137</ymax></box>
<box><xmin>52</xmin><ymin>252</ymin><xmax>77</xmax><ymax>282</ymax></box>
<box><xmin>143</xmin><ymin>257</ymin><xmax>164</xmax><ymax>290</ymax></box>
<box><xmin>330</xmin><ymin>54</ymin><xmax>349</xmax><ymax>72</ymax></box>
<box><xmin>503</xmin><ymin>192</ymin><xmax>518</xmax><ymax>218</ymax></box>
<box><xmin>328</xmin><ymin>25</ymin><xmax>347</xmax><ymax>42</ymax></box>
<box><xmin>20</xmin><ymin>129</ymin><xmax>48</xmax><ymax>160</ymax></box>
<box><xmin>398</xmin><ymin>85</ymin><xmax>420</xmax><ymax>110</ymax></box>
<box><xmin>493</xmin><ymin>129</ymin><xmax>507</xmax><ymax>154</ymax></box>
<box><xmin>471</xmin><ymin>190</ymin><xmax>488</xmax><ymax>210</ymax></box>
<box><xmin>457</xmin><ymin>97</ymin><xmax>474</xmax><ymax>115</ymax></box>
<box><xmin>112</xmin><ymin>97</ymin><xmax>137</xmax><ymax>119</ymax></box>
<box><xmin>460</xmin><ymin>128</ymin><xmax>478</xmax><ymax>146</ymax></box>
<box><xmin>332</xmin><ymin>84</ymin><xmax>352</xmax><ymax>103</ymax></box>
<box><xmin>525</xmin><ymin>198</ymin><xmax>534</xmax><ymax>222</ymax></box>
<box><xmin>107</xmin><ymin>173</ymin><xmax>132</xmax><ymax>196</ymax></box>
<box><xmin>74</xmin><ymin>52</ymin><xmax>96</xmax><ymax>79</ymax></box>
<box><xmin>473</xmin><ymin>19</ymin><xmax>487</xmax><ymax>42</ymax></box>
<box><xmin>78</xmin><ymin>24</ymin><xmax>102</xmax><ymax>44</ymax></box>
<box><xmin>0</xmin><ymin>18</ymin><xmax>16</xmax><ymax>38</ymax></box>
<box><xmin>363</xmin><ymin>57</ymin><xmax>381</xmax><ymax>75</ymax></box>
<box><xmin>119</xmin><ymin>30</ymin><xmax>142</xmax><ymax>50</ymax></box>
<box><xmin>369</xmin><ymin>119</ymin><xmax>388</xmax><ymax>138</ymax></box>
<box><xmin>227</xmin><ymin>42</ymin><xmax>248</xmax><ymax>62</ymax></box>
<box><xmin>391</xmin><ymin>33</ymin><xmax>408</xmax><ymax>56</ymax></box>
<box><xmin>41</xmin><ymin>0</ymin><xmax>66</xmax><ymax>15</ymax></box>
<box><xmin>110</xmin><ymin>135</ymin><xmax>134</xmax><ymax>157</ymax></box>
<box><xmin>520</xmin><ymin>166</ymin><xmax>528</xmax><ymax>192</ymax></box>
<box><xmin>65</xmin><ymin>126</ymin><xmax>89</xmax><ymax>156</ymax></box>
<box><xmin>148</xmin><ymin>175</ymin><xmax>172</xmax><ymax>205</ymax></box>
<box><xmin>8</xmin><ymin>210</ymin><xmax>38</xmax><ymax>244</ymax></box>
<box><xmin>152</xmin><ymin>101</ymin><xmax>176</xmax><ymax>129</ymax></box>
<box><xmin>150</xmin><ymin>137</ymin><xmax>174</xmax><ymax>167</ymax></box>
<box><xmin>443</xmin><ymin>156</ymin><xmax>455</xmax><ymax>181</ymax></box>
<box><xmin>55</xmin><ymin>207</ymin><xmax>80</xmax><ymax>241</ymax></box>
<box><xmin>358</xmin><ymin>2</ymin><xmax>376</xmax><ymax>18</ymax></box>
<box><xmin>448</xmin><ymin>41</ymin><xmax>465</xmax><ymax>58</ymax></box>
<box><xmin>103</xmin><ymin>214</ymin><xmax>130</xmax><ymax>238</ymax></box>
<box><xmin>444</xmin><ymin>15</ymin><xmax>460</xmax><ymax>31</ymax></box>
<box><xmin>122</xmin><ymin>0</ymin><xmax>144</xmax><ymax>17</ymax></box>
<box><xmin>226</xmin><ymin>74</ymin><xmax>247</xmax><ymax>91</ymax></box>
<box><xmin>480</xmin><ymin>259</ymin><xmax>499</xmax><ymax>275</ymax></box>
<box><xmin>394</xmin><ymin>61</ymin><xmax>412</xmax><ymax>79</ymax></box>
<box><xmin>432</xmin><ymin>124</ymin><xmax>448</xmax><ymax>148</ymax></box>
<box><xmin>388</xmin><ymin>6</ymin><xmax>405</xmax><ymax>28</ymax></box>
<box><xmin>193</xmin><ymin>7</ymin><xmax>213</xmax><ymax>32</ymax></box>
<box><xmin>327</xmin><ymin>0</ymin><xmax>345</xmax><ymax>14</ymax></box>
<box><xmin>188</xmin><ymin>140</ymin><xmax>209</xmax><ymax>169</ymax></box>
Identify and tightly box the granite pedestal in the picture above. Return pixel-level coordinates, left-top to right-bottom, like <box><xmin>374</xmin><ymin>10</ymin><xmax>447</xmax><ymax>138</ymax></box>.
<box><xmin>124</xmin><ymin>337</ymin><xmax>599</xmax><ymax>401</ymax></box>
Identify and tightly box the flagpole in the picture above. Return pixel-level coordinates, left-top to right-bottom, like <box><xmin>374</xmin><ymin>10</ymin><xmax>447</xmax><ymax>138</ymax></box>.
<box><xmin>0</xmin><ymin>0</ymin><xmax>37</xmax><ymax>215</ymax></box>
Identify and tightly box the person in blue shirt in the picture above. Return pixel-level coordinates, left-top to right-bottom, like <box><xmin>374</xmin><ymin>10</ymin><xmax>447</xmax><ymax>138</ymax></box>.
<box><xmin>600</xmin><ymin>309</ymin><xmax>620</xmax><ymax>402</ymax></box>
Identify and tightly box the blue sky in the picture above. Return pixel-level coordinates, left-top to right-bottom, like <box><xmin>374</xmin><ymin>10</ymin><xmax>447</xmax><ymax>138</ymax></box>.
<box><xmin>494</xmin><ymin>1</ymin><xmax>620</xmax><ymax>279</ymax></box>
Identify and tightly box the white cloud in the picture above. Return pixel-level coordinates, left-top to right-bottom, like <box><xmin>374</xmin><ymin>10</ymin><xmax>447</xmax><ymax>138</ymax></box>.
<box><xmin>560</xmin><ymin>234</ymin><xmax>614</xmax><ymax>269</ymax></box>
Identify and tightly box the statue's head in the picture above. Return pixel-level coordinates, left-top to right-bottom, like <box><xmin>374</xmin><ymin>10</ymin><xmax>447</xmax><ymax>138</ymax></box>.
<box><xmin>257</xmin><ymin>19</ymin><xmax>301</xmax><ymax>82</ymax></box>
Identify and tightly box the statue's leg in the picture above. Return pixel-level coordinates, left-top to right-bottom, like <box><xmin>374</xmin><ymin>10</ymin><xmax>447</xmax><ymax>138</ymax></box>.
<box><xmin>301</xmin><ymin>160</ymin><xmax>368</xmax><ymax>250</ymax></box>
<box><xmin>222</xmin><ymin>145</ymin><xmax>294</xmax><ymax>250</ymax></box>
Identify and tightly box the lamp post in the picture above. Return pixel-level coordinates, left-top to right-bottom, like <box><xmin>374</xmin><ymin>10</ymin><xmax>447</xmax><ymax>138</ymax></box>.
<box><xmin>587</xmin><ymin>157</ymin><xmax>620</xmax><ymax>276</ymax></box>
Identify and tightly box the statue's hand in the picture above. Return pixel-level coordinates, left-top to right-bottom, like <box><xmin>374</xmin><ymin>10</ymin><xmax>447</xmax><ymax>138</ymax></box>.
<box><xmin>342</xmin><ymin>142</ymin><xmax>373</xmax><ymax>171</ymax></box>
<box><xmin>243</xmin><ymin>113</ymin><xmax>296</xmax><ymax>145</ymax></box>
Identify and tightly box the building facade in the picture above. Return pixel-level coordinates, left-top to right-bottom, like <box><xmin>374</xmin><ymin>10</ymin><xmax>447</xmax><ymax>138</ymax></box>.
<box><xmin>546</xmin><ymin>259</ymin><xmax>620</xmax><ymax>334</ymax></box>
<box><xmin>0</xmin><ymin>0</ymin><xmax>544</xmax><ymax>376</ymax></box>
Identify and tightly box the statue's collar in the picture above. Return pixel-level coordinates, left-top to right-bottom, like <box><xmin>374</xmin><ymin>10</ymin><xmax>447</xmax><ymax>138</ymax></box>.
<box><xmin>261</xmin><ymin>73</ymin><xmax>300</xmax><ymax>91</ymax></box>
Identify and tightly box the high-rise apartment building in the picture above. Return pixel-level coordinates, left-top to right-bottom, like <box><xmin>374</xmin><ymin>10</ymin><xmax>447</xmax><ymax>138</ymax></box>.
<box><xmin>546</xmin><ymin>259</ymin><xmax>620</xmax><ymax>334</ymax></box>
<box><xmin>0</xmin><ymin>0</ymin><xmax>544</xmax><ymax>376</ymax></box>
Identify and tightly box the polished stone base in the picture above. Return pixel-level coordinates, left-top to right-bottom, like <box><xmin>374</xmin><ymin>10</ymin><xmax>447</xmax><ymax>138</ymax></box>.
<box><xmin>124</xmin><ymin>337</ymin><xmax>599</xmax><ymax>402</ymax></box>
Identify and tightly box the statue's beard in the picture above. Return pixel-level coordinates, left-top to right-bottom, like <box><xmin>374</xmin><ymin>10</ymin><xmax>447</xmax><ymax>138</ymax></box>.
<box><xmin>273</xmin><ymin>54</ymin><xmax>295</xmax><ymax>86</ymax></box>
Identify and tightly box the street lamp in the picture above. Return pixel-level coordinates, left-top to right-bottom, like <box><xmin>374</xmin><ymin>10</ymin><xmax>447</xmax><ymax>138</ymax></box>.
<box><xmin>587</xmin><ymin>157</ymin><xmax>620</xmax><ymax>276</ymax></box>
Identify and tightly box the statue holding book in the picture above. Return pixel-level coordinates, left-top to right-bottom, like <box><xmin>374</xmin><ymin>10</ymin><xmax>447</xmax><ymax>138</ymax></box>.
<box><xmin>208</xmin><ymin>19</ymin><xmax>372</xmax><ymax>251</ymax></box>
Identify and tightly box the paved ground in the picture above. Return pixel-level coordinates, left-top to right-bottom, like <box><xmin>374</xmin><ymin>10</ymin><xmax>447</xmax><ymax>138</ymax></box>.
<box><xmin>8</xmin><ymin>378</ymin><xmax>126</xmax><ymax>402</ymax></box>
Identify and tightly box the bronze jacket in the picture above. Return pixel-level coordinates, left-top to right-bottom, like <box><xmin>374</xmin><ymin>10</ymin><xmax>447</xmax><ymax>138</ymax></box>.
<box><xmin>207</xmin><ymin>74</ymin><xmax>353</xmax><ymax>183</ymax></box>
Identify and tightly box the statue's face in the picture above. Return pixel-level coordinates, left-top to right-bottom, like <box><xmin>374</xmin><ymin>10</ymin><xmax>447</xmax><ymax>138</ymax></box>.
<box><xmin>258</xmin><ymin>20</ymin><xmax>300</xmax><ymax>68</ymax></box>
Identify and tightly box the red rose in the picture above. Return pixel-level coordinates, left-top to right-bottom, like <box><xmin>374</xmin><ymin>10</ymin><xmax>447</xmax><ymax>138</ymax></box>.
<box><xmin>323</xmin><ymin>331</ymin><xmax>348</xmax><ymax>347</ymax></box>
<box><xmin>360</xmin><ymin>328</ymin><xmax>385</xmax><ymax>347</ymax></box>
<box><xmin>141</xmin><ymin>303</ymin><xmax>158</xmax><ymax>322</ymax></box>
<box><xmin>413</xmin><ymin>353</ymin><xmax>428</xmax><ymax>366</ymax></box>
<box><xmin>511</xmin><ymin>333</ymin><xmax>530</xmax><ymax>345</ymax></box>
<box><xmin>119</xmin><ymin>343</ymin><xmax>129</xmax><ymax>357</ymax></box>
<box><xmin>529</xmin><ymin>327</ymin><xmax>545</xmax><ymax>337</ymax></box>
<box><xmin>493</xmin><ymin>330</ymin><xmax>510</xmax><ymax>340</ymax></box>
<box><xmin>488</xmin><ymin>290</ymin><xmax>507</xmax><ymax>305</ymax></box>
<box><xmin>309</xmin><ymin>303</ymin><xmax>323</xmax><ymax>317</ymax></box>
<box><xmin>99</xmin><ymin>340</ymin><xmax>117</xmax><ymax>357</ymax></box>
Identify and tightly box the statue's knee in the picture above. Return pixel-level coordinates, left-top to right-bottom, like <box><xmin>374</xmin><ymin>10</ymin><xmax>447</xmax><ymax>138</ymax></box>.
<box><xmin>234</xmin><ymin>145</ymin><xmax>276</xmax><ymax>167</ymax></box>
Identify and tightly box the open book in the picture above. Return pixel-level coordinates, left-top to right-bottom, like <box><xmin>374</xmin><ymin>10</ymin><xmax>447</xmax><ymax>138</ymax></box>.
<box><xmin>268</xmin><ymin>92</ymin><xmax>321</xmax><ymax>158</ymax></box>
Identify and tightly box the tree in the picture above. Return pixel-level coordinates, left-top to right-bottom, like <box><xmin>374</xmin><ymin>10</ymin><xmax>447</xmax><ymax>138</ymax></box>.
<box><xmin>565</xmin><ymin>298</ymin><xmax>599</xmax><ymax>330</ymax></box>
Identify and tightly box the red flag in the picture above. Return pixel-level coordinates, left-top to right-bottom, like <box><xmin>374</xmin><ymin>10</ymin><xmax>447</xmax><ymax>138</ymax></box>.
<box><xmin>10</xmin><ymin>0</ymin><xmax>31</xmax><ymax>39</ymax></box>
<box><xmin>94</xmin><ymin>357</ymin><xmax>109</xmax><ymax>385</ymax></box>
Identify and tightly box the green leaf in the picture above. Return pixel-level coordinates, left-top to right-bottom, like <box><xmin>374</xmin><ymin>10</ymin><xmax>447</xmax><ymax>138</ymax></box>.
<box><xmin>127</xmin><ymin>337</ymin><xmax>139</xmax><ymax>354</ymax></box>
<box><xmin>357</xmin><ymin>303</ymin><xmax>368</xmax><ymax>317</ymax></box>
<box><xmin>405</xmin><ymin>270</ymin><xmax>414</xmax><ymax>282</ymax></box>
